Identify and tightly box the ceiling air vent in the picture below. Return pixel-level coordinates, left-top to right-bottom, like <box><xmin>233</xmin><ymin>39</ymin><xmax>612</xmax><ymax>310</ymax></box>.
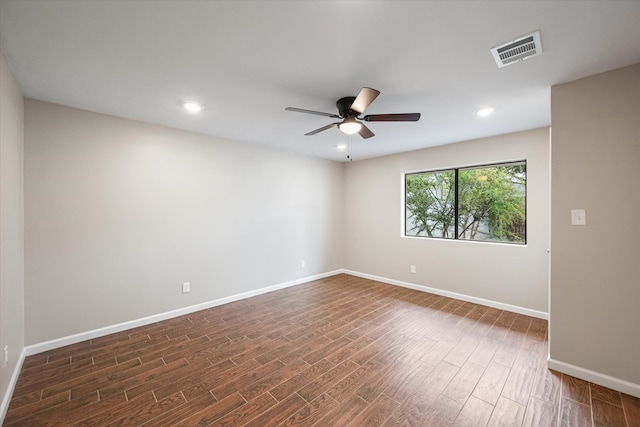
<box><xmin>491</xmin><ymin>31</ymin><xmax>542</xmax><ymax>68</ymax></box>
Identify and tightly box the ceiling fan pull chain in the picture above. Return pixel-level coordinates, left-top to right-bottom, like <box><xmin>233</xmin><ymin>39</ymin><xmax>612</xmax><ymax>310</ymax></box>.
<box><xmin>347</xmin><ymin>136</ymin><xmax>353</xmax><ymax>161</ymax></box>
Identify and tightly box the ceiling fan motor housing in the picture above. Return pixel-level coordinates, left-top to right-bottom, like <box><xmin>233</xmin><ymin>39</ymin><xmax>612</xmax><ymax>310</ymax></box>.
<box><xmin>337</xmin><ymin>97</ymin><xmax>357</xmax><ymax>118</ymax></box>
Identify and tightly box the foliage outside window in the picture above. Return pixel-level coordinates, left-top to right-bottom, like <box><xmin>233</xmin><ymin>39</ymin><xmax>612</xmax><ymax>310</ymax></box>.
<box><xmin>405</xmin><ymin>161</ymin><xmax>526</xmax><ymax>243</ymax></box>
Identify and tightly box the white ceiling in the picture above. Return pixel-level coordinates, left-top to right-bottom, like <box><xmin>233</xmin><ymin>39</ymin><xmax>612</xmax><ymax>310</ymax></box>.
<box><xmin>2</xmin><ymin>1</ymin><xmax>640</xmax><ymax>162</ymax></box>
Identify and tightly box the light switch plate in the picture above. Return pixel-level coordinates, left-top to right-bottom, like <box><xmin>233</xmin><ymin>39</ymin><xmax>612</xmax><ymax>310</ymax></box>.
<box><xmin>571</xmin><ymin>209</ymin><xmax>586</xmax><ymax>226</ymax></box>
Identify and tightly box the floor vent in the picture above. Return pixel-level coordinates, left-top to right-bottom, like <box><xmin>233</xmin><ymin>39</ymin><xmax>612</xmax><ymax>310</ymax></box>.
<box><xmin>491</xmin><ymin>31</ymin><xmax>542</xmax><ymax>68</ymax></box>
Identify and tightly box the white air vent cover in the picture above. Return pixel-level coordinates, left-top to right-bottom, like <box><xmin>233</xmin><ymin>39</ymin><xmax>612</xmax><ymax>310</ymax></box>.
<box><xmin>491</xmin><ymin>31</ymin><xmax>542</xmax><ymax>68</ymax></box>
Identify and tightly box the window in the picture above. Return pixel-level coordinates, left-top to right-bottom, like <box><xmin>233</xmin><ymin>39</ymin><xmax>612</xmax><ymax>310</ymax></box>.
<box><xmin>405</xmin><ymin>161</ymin><xmax>526</xmax><ymax>244</ymax></box>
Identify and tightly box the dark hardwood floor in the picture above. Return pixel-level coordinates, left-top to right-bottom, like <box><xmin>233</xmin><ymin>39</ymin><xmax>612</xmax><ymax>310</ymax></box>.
<box><xmin>4</xmin><ymin>274</ymin><xmax>639</xmax><ymax>426</ymax></box>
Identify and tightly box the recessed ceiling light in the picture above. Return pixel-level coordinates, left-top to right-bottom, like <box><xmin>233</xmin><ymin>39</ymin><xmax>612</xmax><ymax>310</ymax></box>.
<box><xmin>476</xmin><ymin>107</ymin><xmax>494</xmax><ymax>117</ymax></box>
<box><xmin>336</xmin><ymin>144</ymin><xmax>347</xmax><ymax>151</ymax></box>
<box><xmin>183</xmin><ymin>101</ymin><xmax>202</xmax><ymax>112</ymax></box>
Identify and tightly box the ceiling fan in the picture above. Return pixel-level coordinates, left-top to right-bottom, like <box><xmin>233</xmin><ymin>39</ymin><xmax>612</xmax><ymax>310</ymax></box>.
<box><xmin>285</xmin><ymin>87</ymin><xmax>421</xmax><ymax>139</ymax></box>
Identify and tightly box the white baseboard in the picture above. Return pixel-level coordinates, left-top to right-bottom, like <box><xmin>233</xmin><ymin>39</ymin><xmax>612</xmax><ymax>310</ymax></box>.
<box><xmin>0</xmin><ymin>347</ymin><xmax>26</xmax><ymax>425</ymax></box>
<box><xmin>24</xmin><ymin>269</ymin><xmax>547</xmax><ymax>357</ymax></box>
<box><xmin>342</xmin><ymin>269</ymin><xmax>549</xmax><ymax>320</ymax></box>
<box><xmin>548</xmin><ymin>358</ymin><xmax>640</xmax><ymax>398</ymax></box>
<box><xmin>25</xmin><ymin>270</ymin><xmax>343</xmax><ymax>357</ymax></box>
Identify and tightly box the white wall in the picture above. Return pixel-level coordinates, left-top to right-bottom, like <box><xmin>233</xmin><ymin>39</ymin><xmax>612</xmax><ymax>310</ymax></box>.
<box><xmin>24</xmin><ymin>99</ymin><xmax>344</xmax><ymax>345</ymax></box>
<box><xmin>343</xmin><ymin>128</ymin><xmax>550</xmax><ymax>315</ymax></box>
<box><xmin>0</xmin><ymin>48</ymin><xmax>25</xmax><ymax>420</ymax></box>
<box><xmin>550</xmin><ymin>64</ymin><xmax>640</xmax><ymax>394</ymax></box>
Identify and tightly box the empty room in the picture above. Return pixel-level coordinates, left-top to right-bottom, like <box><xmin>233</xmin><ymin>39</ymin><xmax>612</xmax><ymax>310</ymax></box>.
<box><xmin>1</xmin><ymin>1</ymin><xmax>639</xmax><ymax>426</ymax></box>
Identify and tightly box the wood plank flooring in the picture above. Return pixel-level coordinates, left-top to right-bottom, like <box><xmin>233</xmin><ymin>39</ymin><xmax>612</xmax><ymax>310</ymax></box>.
<box><xmin>4</xmin><ymin>274</ymin><xmax>639</xmax><ymax>426</ymax></box>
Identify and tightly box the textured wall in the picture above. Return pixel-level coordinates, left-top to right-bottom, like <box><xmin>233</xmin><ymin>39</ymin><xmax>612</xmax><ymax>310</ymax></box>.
<box><xmin>343</xmin><ymin>128</ymin><xmax>550</xmax><ymax>314</ymax></box>
<box><xmin>24</xmin><ymin>99</ymin><xmax>344</xmax><ymax>345</ymax></box>
<box><xmin>0</xmin><ymin>49</ymin><xmax>25</xmax><ymax>419</ymax></box>
<box><xmin>550</xmin><ymin>63</ymin><xmax>640</xmax><ymax>388</ymax></box>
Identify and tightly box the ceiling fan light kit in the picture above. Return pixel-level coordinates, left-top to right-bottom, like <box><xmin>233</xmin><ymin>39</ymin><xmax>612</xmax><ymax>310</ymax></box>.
<box><xmin>285</xmin><ymin>87</ymin><xmax>421</xmax><ymax>140</ymax></box>
<box><xmin>338</xmin><ymin>119</ymin><xmax>362</xmax><ymax>135</ymax></box>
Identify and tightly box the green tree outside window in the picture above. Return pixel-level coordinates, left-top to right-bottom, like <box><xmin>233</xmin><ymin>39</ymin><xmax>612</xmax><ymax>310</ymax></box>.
<box><xmin>405</xmin><ymin>162</ymin><xmax>526</xmax><ymax>243</ymax></box>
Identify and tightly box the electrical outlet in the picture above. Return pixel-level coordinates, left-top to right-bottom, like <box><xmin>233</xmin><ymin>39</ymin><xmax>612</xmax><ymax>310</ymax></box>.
<box><xmin>3</xmin><ymin>345</ymin><xmax>8</xmax><ymax>367</ymax></box>
<box><xmin>300</xmin><ymin>260</ymin><xmax>306</xmax><ymax>268</ymax></box>
<box><xmin>182</xmin><ymin>282</ymin><xmax>190</xmax><ymax>293</ymax></box>
<box><xmin>571</xmin><ymin>209</ymin><xmax>586</xmax><ymax>225</ymax></box>
<box><xmin>410</xmin><ymin>265</ymin><xmax>416</xmax><ymax>274</ymax></box>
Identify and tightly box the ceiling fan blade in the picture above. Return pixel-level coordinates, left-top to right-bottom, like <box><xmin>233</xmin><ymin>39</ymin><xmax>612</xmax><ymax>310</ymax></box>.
<box><xmin>358</xmin><ymin>123</ymin><xmax>375</xmax><ymax>139</ymax></box>
<box><xmin>349</xmin><ymin>87</ymin><xmax>380</xmax><ymax>115</ymax></box>
<box><xmin>362</xmin><ymin>113</ymin><xmax>421</xmax><ymax>122</ymax></box>
<box><xmin>285</xmin><ymin>107</ymin><xmax>340</xmax><ymax>118</ymax></box>
<box><xmin>305</xmin><ymin>123</ymin><xmax>339</xmax><ymax>136</ymax></box>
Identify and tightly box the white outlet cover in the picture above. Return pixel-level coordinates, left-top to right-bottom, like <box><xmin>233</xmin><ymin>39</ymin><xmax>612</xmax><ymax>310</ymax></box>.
<box><xmin>571</xmin><ymin>209</ymin><xmax>586</xmax><ymax>226</ymax></box>
<box><xmin>182</xmin><ymin>282</ymin><xmax>190</xmax><ymax>293</ymax></box>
